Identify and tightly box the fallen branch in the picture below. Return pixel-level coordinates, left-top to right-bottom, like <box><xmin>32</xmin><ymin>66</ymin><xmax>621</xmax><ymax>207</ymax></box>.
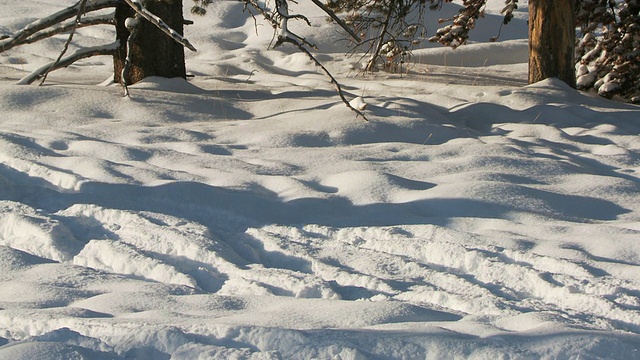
<box><xmin>39</xmin><ymin>0</ymin><xmax>89</xmax><ymax>85</ymax></box>
<box><xmin>18</xmin><ymin>42</ymin><xmax>119</xmax><ymax>85</ymax></box>
<box><xmin>0</xmin><ymin>0</ymin><xmax>120</xmax><ymax>53</ymax></box>
<box><xmin>24</xmin><ymin>13</ymin><xmax>115</xmax><ymax>45</ymax></box>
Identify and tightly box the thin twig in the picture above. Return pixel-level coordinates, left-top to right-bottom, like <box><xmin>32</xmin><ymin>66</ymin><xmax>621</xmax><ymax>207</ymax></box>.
<box><xmin>278</xmin><ymin>36</ymin><xmax>368</xmax><ymax>121</ymax></box>
<box><xmin>40</xmin><ymin>0</ymin><xmax>89</xmax><ymax>85</ymax></box>
<box><xmin>18</xmin><ymin>42</ymin><xmax>119</xmax><ymax>85</ymax></box>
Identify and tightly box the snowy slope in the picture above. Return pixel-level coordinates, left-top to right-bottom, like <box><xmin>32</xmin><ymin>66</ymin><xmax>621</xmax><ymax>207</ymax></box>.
<box><xmin>1</xmin><ymin>1</ymin><xmax>640</xmax><ymax>359</ymax></box>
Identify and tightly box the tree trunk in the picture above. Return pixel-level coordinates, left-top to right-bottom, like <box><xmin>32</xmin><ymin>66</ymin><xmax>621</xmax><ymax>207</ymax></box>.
<box><xmin>528</xmin><ymin>0</ymin><xmax>576</xmax><ymax>87</ymax></box>
<box><xmin>113</xmin><ymin>0</ymin><xmax>186</xmax><ymax>84</ymax></box>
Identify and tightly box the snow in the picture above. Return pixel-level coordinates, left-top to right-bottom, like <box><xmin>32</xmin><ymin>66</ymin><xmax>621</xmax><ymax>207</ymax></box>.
<box><xmin>1</xmin><ymin>0</ymin><xmax>640</xmax><ymax>359</ymax></box>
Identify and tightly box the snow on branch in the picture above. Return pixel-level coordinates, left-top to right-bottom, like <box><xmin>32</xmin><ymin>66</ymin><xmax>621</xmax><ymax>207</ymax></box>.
<box><xmin>122</xmin><ymin>0</ymin><xmax>197</xmax><ymax>52</ymax></box>
<box><xmin>429</xmin><ymin>0</ymin><xmax>488</xmax><ymax>48</ymax></box>
<box><xmin>39</xmin><ymin>0</ymin><xmax>90</xmax><ymax>85</ymax></box>
<box><xmin>308</xmin><ymin>0</ymin><xmax>361</xmax><ymax>42</ymax></box>
<box><xmin>0</xmin><ymin>0</ymin><xmax>120</xmax><ymax>53</ymax></box>
<box><xmin>17</xmin><ymin>41</ymin><xmax>119</xmax><ymax>85</ymax></box>
<box><xmin>121</xmin><ymin>16</ymin><xmax>141</xmax><ymax>96</ymax></box>
<box><xmin>24</xmin><ymin>13</ymin><xmax>115</xmax><ymax>45</ymax></box>
<box><xmin>576</xmin><ymin>0</ymin><xmax>640</xmax><ymax>102</ymax></box>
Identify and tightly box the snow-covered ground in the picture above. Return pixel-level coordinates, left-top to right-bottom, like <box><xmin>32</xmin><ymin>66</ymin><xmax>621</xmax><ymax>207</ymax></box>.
<box><xmin>1</xmin><ymin>1</ymin><xmax>640</xmax><ymax>359</ymax></box>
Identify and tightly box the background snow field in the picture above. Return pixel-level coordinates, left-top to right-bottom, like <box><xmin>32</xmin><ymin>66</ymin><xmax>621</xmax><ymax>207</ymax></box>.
<box><xmin>1</xmin><ymin>0</ymin><xmax>640</xmax><ymax>359</ymax></box>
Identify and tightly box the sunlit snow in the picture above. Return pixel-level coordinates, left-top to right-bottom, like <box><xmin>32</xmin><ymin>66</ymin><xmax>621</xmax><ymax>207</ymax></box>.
<box><xmin>1</xmin><ymin>0</ymin><xmax>640</xmax><ymax>359</ymax></box>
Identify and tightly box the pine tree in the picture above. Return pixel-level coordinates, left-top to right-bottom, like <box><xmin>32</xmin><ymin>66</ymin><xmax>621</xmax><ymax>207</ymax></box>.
<box><xmin>336</xmin><ymin>0</ymin><xmax>639</xmax><ymax>103</ymax></box>
<box><xmin>2</xmin><ymin>0</ymin><xmax>638</xmax><ymax>103</ymax></box>
<box><xmin>325</xmin><ymin>0</ymin><xmax>429</xmax><ymax>72</ymax></box>
<box><xmin>528</xmin><ymin>0</ymin><xmax>576</xmax><ymax>88</ymax></box>
<box><xmin>575</xmin><ymin>0</ymin><xmax>640</xmax><ymax>103</ymax></box>
<box><xmin>113</xmin><ymin>0</ymin><xmax>187</xmax><ymax>86</ymax></box>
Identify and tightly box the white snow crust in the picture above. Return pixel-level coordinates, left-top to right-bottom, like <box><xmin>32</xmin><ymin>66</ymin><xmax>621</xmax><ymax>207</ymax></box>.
<box><xmin>1</xmin><ymin>0</ymin><xmax>640</xmax><ymax>359</ymax></box>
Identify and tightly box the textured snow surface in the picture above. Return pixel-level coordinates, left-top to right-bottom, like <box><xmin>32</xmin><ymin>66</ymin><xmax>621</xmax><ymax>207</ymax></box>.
<box><xmin>1</xmin><ymin>0</ymin><xmax>640</xmax><ymax>359</ymax></box>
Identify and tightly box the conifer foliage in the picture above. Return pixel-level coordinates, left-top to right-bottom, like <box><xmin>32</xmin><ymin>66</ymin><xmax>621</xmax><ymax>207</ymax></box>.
<box><xmin>332</xmin><ymin>0</ymin><xmax>639</xmax><ymax>103</ymax></box>
<box><xmin>325</xmin><ymin>0</ymin><xmax>428</xmax><ymax>71</ymax></box>
<box><xmin>1</xmin><ymin>1</ymin><xmax>638</xmax><ymax>103</ymax></box>
<box><xmin>575</xmin><ymin>0</ymin><xmax>640</xmax><ymax>103</ymax></box>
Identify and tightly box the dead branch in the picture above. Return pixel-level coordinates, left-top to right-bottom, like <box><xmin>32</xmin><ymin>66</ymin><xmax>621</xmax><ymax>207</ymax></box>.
<box><xmin>0</xmin><ymin>0</ymin><xmax>120</xmax><ymax>54</ymax></box>
<box><xmin>308</xmin><ymin>0</ymin><xmax>361</xmax><ymax>42</ymax></box>
<box><xmin>279</xmin><ymin>36</ymin><xmax>368</xmax><ymax>121</ymax></box>
<box><xmin>24</xmin><ymin>13</ymin><xmax>115</xmax><ymax>45</ymax></box>
<box><xmin>243</xmin><ymin>0</ymin><xmax>368</xmax><ymax>120</ymax></box>
<box><xmin>40</xmin><ymin>0</ymin><xmax>89</xmax><ymax>85</ymax></box>
<box><xmin>18</xmin><ymin>42</ymin><xmax>119</xmax><ymax>85</ymax></box>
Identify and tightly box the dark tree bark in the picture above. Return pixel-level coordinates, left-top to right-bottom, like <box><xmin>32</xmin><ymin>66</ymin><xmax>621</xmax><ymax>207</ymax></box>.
<box><xmin>528</xmin><ymin>0</ymin><xmax>576</xmax><ymax>87</ymax></box>
<box><xmin>113</xmin><ymin>0</ymin><xmax>186</xmax><ymax>84</ymax></box>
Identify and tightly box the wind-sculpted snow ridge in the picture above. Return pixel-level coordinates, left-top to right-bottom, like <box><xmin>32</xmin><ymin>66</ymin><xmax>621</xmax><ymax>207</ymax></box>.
<box><xmin>1</xmin><ymin>74</ymin><xmax>640</xmax><ymax>358</ymax></box>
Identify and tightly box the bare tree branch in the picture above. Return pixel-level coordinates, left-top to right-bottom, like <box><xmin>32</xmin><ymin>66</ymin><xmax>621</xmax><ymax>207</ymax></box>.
<box><xmin>0</xmin><ymin>0</ymin><xmax>120</xmax><ymax>53</ymax></box>
<box><xmin>279</xmin><ymin>36</ymin><xmax>368</xmax><ymax>120</ymax></box>
<box><xmin>308</xmin><ymin>0</ymin><xmax>361</xmax><ymax>42</ymax></box>
<box><xmin>24</xmin><ymin>13</ymin><xmax>115</xmax><ymax>45</ymax></box>
<box><xmin>17</xmin><ymin>41</ymin><xmax>119</xmax><ymax>85</ymax></box>
<box><xmin>40</xmin><ymin>0</ymin><xmax>90</xmax><ymax>85</ymax></box>
<box><xmin>242</xmin><ymin>0</ymin><xmax>367</xmax><ymax>120</ymax></box>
